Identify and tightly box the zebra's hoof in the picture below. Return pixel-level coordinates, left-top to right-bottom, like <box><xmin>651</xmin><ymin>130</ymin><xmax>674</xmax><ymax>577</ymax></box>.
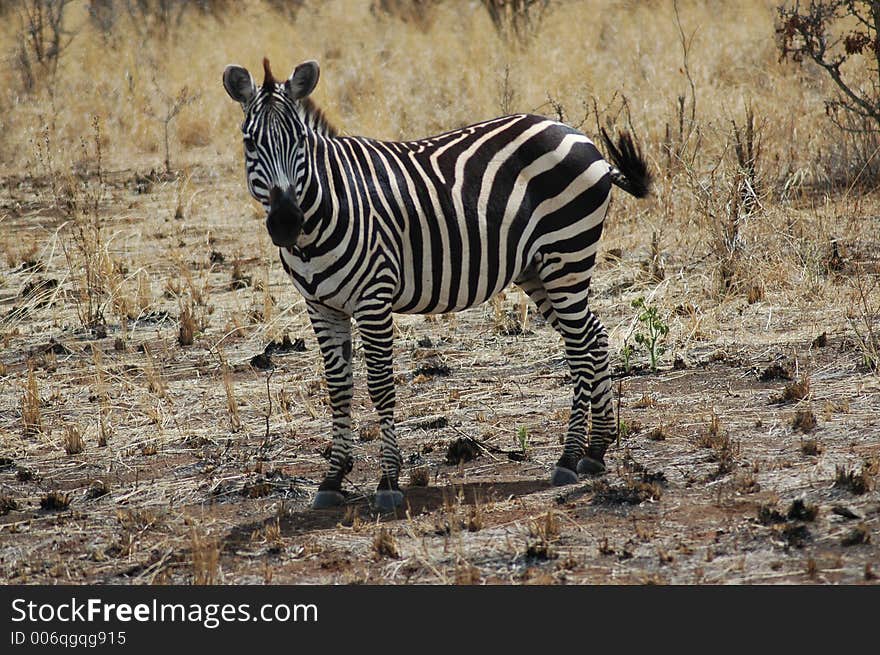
<box><xmin>311</xmin><ymin>490</ymin><xmax>346</xmax><ymax>509</ymax></box>
<box><xmin>373</xmin><ymin>489</ymin><xmax>404</xmax><ymax>512</ymax></box>
<box><xmin>576</xmin><ymin>456</ymin><xmax>606</xmax><ymax>475</ymax></box>
<box><xmin>551</xmin><ymin>465</ymin><xmax>578</xmax><ymax>486</ymax></box>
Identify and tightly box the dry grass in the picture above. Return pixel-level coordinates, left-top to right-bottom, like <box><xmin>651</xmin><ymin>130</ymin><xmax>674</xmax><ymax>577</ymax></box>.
<box><xmin>834</xmin><ymin>465</ymin><xmax>875</xmax><ymax>496</ymax></box>
<box><xmin>220</xmin><ymin>350</ymin><xmax>242</xmax><ymax>432</ymax></box>
<box><xmin>800</xmin><ymin>438</ymin><xmax>822</xmax><ymax>456</ymax></box>
<box><xmin>647</xmin><ymin>426</ymin><xmax>666</xmax><ymax>441</ymax></box>
<box><xmin>841</xmin><ymin>524</ymin><xmax>871</xmax><ymax>547</ymax></box>
<box><xmin>258</xmin><ymin>519</ymin><xmax>284</xmax><ymax>554</ymax></box>
<box><xmin>409</xmin><ymin>466</ymin><xmax>430</xmax><ymax>487</ymax></box>
<box><xmin>178</xmin><ymin>300</ymin><xmax>197</xmax><ymax>346</ymax></box>
<box><xmin>787</xmin><ymin>499</ymin><xmax>818</xmax><ymax>522</ymax></box>
<box><xmin>0</xmin><ymin>0</ymin><xmax>863</xmax><ymax>185</ymax></box>
<box><xmin>86</xmin><ymin>479</ymin><xmax>110</xmax><ymax>500</ymax></box>
<box><xmin>20</xmin><ymin>363</ymin><xmax>42</xmax><ymax>437</ymax></box>
<box><xmin>62</xmin><ymin>424</ymin><xmax>84</xmax><ymax>456</ymax></box>
<box><xmin>142</xmin><ymin>344</ymin><xmax>168</xmax><ymax>399</ymax></box>
<box><xmin>524</xmin><ymin>510</ymin><xmax>561</xmax><ymax>560</ymax></box>
<box><xmin>191</xmin><ymin>529</ymin><xmax>221</xmax><ymax>585</ymax></box>
<box><xmin>791</xmin><ymin>408</ymin><xmax>817</xmax><ymax>433</ymax></box>
<box><xmin>0</xmin><ymin>0</ymin><xmax>879</xmax><ymax>586</ymax></box>
<box><xmin>780</xmin><ymin>375</ymin><xmax>812</xmax><ymax>403</ymax></box>
<box><xmin>372</xmin><ymin>527</ymin><xmax>400</xmax><ymax>560</ymax></box>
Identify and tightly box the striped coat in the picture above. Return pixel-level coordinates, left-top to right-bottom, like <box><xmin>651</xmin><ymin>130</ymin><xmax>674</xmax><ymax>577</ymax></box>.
<box><xmin>224</xmin><ymin>59</ymin><xmax>651</xmax><ymax>510</ymax></box>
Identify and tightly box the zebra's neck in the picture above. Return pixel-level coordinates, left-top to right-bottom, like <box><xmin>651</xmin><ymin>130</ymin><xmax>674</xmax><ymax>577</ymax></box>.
<box><xmin>291</xmin><ymin>99</ymin><xmax>336</xmax><ymax>250</ymax></box>
<box><xmin>295</xmin><ymin>98</ymin><xmax>337</xmax><ymax>138</ymax></box>
<box><xmin>293</xmin><ymin>129</ymin><xmax>334</xmax><ymax>250</ymax></box>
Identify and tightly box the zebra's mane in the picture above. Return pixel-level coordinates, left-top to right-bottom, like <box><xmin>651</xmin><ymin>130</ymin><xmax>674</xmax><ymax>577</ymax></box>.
<box><xmin>297</xmin><ymin>97</ymin><xmax>338</xmax><ymax>138</ymax></box>
<box><xmin>262</xmin><ymin>58</ymin><xmax>338</xmax><ymax>138</ymax></box>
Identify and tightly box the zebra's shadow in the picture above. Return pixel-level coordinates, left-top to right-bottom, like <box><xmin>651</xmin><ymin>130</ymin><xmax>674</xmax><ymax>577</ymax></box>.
<box><xmin>223</xmin><ymin>479</ymin><xmax>550</xmax><ymax>552</ymax></box>
<box><xmin>385</xmin><ymin>478</ymin><xmax>551</xmax><ymax>516</ymax></box>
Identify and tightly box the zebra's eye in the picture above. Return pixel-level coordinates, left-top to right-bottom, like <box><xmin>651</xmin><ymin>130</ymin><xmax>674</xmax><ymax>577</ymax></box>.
<box><xmin>243</xmin><ymin>136</ymin><xmax>255</xmax><ymax>151</ymax></box>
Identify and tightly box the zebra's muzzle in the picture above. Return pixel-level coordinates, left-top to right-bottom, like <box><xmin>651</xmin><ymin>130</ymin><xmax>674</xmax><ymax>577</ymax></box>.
<box><xmin>267</xmin><ymin>186</ymin><xmax>304</xmax><ymax>248</ymax></box>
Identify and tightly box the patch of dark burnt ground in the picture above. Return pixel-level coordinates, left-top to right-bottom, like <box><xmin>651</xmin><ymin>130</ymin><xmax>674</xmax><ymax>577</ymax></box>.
<box><xmin>832</xmin><ymin>505</ymin><xmax>862</xmax><ymax>520</ymax></box>
<box><xmin>249</xmin><ymin>352</ymin><xmax>274</xmax><ymax>370</ymax></box>
<box><xmin>555</xmin><ymin>466</ymin><xmax>667</xmax><ymax>508</ymax></box>
<box><xmin>30</xmin><ymin>338</ymin><xmax>70</xmax><ymax>357</ymax></box>
<box><xmin>0</xmin><ymin>495</ymin><xmax>20</xmax><ymax>515</ymax></box>
<box><xmin>757</xmin><ymin>503</ymin><xmax>787</xmax><ymax>525</ymax></box>
<box><xmin>250</xmin><ymin>335</ymin><xmax>308</xmax><ymax>369</ymax></box>
<box><xmin>445</xmin><ymin>437</ymin><xmax>481</xmax><ymax>465</ymax></box>
<box><xmin>841</xmin><ymin>524</ymin><xmax>871</xmax><ymax>546</ymax></box>
<box><xmin>787</xmin><ymin>498</ymin><xmax>819</xmax><ymax>521</ymax></box>
<box><xmin>758</xmin><ymin>361</ymin><xmax>793</xmax><ymax>382</ymax></box>
<box><xmin>757</xmin><ymin>499</ymin><xmax>822</xmax><ymax>549</ymax></box>
<box><xmin>414</xmin><ymin>362</ymin><xmax>452</xmax><ymax>378</ymax></box>
<box><xmin>777</xmin><ymin>523</ymin><xmax>811</xmax><ymax>549</ymax></box>
<box><xmin>555</xmin><ymin>483</ymin><xmax>593</xmax><ymax>505</ymax></box>
<box><xmin>211</xmin><ymin>470</ymin><xmax>312</xmax><ymax>502</ymax></box>
<box><xmin>620</xmin><ymin>452</ymin><xmax>668</xmax><ymax>486</ymax></box>
<box><xmin>264</xmin><ymin>334</ymin><xmax>306</xmax><ymax>355</ymax></box>
<box><xmin>591</xmin><ymin>479</ymin><xmax>663</xmax><ymax>506</ymax></box>
<box><xmin>414</xmin><ymin>416</ymin><xmax>448</xmax><ymax>430</ymax></box>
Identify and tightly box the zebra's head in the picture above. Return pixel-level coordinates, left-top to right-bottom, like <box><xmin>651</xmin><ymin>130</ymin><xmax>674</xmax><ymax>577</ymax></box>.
<box><xmin>223</xmin><ymin>58</ymin><xmax>320</xmax><ymax>248</ymax></box>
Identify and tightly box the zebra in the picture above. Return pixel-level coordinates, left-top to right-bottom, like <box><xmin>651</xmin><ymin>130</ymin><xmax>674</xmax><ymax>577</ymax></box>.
<box><xmin>223</xmin><ymin>58</ymin><xmax>652</xmax><ymax>511</ymax></box>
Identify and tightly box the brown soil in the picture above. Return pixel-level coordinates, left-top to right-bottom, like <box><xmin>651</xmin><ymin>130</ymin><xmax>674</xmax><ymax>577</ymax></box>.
<box><xmin>0</xmin><ymin>166</ymin><xmax>878</xmax><ymax>585</ymax></box>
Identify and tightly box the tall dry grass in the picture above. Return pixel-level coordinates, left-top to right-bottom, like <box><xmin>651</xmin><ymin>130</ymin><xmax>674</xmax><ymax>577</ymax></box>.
<box><xmin>0</xmin><ymin>0</ymin><xmax>841</xmax><ymax>178</ymax></box>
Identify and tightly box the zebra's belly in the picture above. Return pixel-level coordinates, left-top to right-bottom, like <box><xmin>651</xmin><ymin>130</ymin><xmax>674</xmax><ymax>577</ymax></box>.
<box><xmin>390</xmin><ymin>286</ymin><xmax>513</xmax><ymax>315</ymax></box>
<box><xmin>389</xmin><ymin>229</ymin><xmax>526</xmax><ymax>315</ymax></box>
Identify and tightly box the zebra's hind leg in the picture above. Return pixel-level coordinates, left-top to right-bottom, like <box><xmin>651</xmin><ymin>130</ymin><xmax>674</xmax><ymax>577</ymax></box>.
<box><xmin>307</xmin><ymin>302</ymin><xmax>355</xmax><ymax>510</ymax></box>
<box><xmin>516</xmin><ymin>272</ymin><xmax>583</xmax><ymax>485</ymax></box>
<box><xmin>576</xmin><ymin>320</ymin><xmax>615</xmax><ymax>475</ymax></box>
<box><xmin>539</xmin><ymin>279</ymin><xmax>614</xmax><ymax>485</ymax></box>
<box><xmin>515</xmin><ymin>270</ymin><xmax>561</xmax><ymax>331</ymax></box>
<box><xmin>356</xmin><ymin>302</ymin><xmax>404</xmax><ymax>512</ymax></box>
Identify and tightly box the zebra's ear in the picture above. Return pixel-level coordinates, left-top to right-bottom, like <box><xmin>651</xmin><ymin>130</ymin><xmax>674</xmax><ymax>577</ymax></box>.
<box><xmin>223</xmin><ymin>65</ymin><xmax>256</xmax><ymax>107</ymax></box>
<box><xmin>286</xmin><ymin>60</ymin><xmax>320</xmax><ymax>100</ymax></box>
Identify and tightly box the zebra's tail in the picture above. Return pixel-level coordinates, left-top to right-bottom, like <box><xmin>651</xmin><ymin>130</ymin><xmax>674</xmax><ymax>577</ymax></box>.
<box><xmin>600</xmin><ymin>128</ymin><xmax>652</xmax><ymax>199</ymax></box>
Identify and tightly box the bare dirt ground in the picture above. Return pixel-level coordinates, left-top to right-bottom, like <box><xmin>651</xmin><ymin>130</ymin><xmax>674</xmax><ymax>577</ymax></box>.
<box><xmin>1</xmin><ymin>164</ymin><xmax>878</xmax><ymax>585</ymax></box>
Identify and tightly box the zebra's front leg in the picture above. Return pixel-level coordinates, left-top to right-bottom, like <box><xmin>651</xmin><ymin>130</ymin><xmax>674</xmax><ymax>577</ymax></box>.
<box><xmin>307</xmin><ymin>303</ymin><xmax>355</xmax><ymax>509</ymax></box>
<box><xmin>355</xmin><ymin>303</ymin><xmax>403</xmax><ymax>512</ymax></box>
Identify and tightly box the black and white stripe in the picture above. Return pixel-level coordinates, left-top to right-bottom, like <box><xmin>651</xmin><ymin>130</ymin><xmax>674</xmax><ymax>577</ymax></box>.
<box><xmin>223</xmin><ymin>59</ymin><xmax>652</xmax><ymax>510</ymax></box>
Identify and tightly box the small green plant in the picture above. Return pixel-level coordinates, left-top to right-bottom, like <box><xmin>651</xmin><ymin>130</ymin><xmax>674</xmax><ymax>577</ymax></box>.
<box><xmin>516</xmin><ymin>425</ymin><xmax>530</xmax><ymax>455</ymax></box>
<box><xmin>632</xmin><ymin>297</ymin><xmax>669</xmax><ymax>372</ymax></box>
<box><xmin>619</xmin><ymin>341</ymin><xmax>634</xmax><ymax>373</ymax></box>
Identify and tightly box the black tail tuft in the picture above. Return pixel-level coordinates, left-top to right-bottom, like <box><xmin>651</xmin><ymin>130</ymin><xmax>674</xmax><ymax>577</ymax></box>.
<box><xmin>600</xmin><ymin>128</ymin><xmax>652</xmax><ymax>199</ymax></box>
